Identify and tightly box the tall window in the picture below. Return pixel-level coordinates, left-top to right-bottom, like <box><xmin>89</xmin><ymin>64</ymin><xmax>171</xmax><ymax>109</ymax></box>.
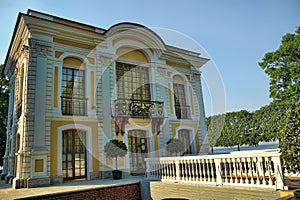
<box><xmin>61</xmin><ymin>67</ymin><xmax>86</xmax><ymax>115</ymax></box>
<box><xmin>178</xmin><ymin>129</ymin><xmax>192</xmax><ymax>154</ymax></box>
<box><xmin>116</xmin><ymin>62</ymin><xmax>150</xmax><ymax>100</ymax></box>
<box><xmin>17</xmin><ymin>66</ymin><xmax>24</xmax><ymax>119</ymax></box>
<box><xmin>173</xmin><ymin>83</ymin><xmax>191</xmax><ymax>119</ymax></box>
<box><xmin>174</xmin><ymin>83</ymin><xmax>186</xmax><ymax>106</ymax></box>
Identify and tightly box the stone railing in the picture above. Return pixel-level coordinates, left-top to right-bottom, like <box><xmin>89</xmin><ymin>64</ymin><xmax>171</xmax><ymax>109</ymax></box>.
<box><xmin>145</xmin><ymin>149</ymin><xmax>284</xmax><ymax>190</ymax></box>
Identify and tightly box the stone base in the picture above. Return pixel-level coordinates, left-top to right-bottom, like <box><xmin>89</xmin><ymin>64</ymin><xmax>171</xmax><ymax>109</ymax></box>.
<box><xmin>89</xmin><ymin>171</ymin><xmax>100</xmax><ymax>180</ymax></box>
<box><xmin>101</xmin><ymin>170</ymin><xmax>112</xmax><ymax>179</ymax></box>
<box><xmin>27</xmin><ymin>176</ymin><xmax>50</xmax><ymax>188</ymax></box>
<box><xmin>50</xmin><ymin>175</ymin><xmax>63</xmax><ymax>185</ymax></box>
<box><xmin>12</xmin><ymin>178</ymin><xmax>28</xmax><ymax>189</ymax></box>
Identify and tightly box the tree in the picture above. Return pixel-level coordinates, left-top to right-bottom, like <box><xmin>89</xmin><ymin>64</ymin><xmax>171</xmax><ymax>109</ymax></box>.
<box><xmin>259</xmin><ymin>27</ymin><xmax>300</xmax><ymax>105</ymax></box>
<box><xmin>280</xmin><ymin>108</ymin><xmax>300</xmax><ymax>173</ymax></box>
<box><xmin>207</xmin><ymin>114</ymin><xmax>225</xmax><ymax>153</ymax></box>
<box><xmin>251</xmin><ymin>102</ymin><xmax>288</xmax><ymax>142</ymax></box>
<box><xmin>219</xmin><ymin>110</ymin><xmax>252</xmax><ymax>151</ymax></box>
<box><xmin>0</xmin><ymin>64</ymin><xmax>9</xmax><ymax>166</ymax></box>
<box><xmin>166</xmin><ymin>138</ymin><xmax>184</xmax><ymax>156</ymax></box>
<box><xmin>104</xmin><ymin>139</ymin><xmax>128</xmax><ymax>170</ymax></box>
<box><xmin>207</xmin><ymin>110</ymin><xmax>252</xmax><ymax>151</ymax></box>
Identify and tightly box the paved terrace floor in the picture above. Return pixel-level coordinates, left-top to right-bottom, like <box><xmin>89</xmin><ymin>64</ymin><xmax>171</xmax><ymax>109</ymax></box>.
<box><xmin>0</xmin><ymin>176</ymin><xmax>286</xmax><ymax>200</ymax></box>
<box><xmin>0</xmin><ymin>176</ymin><xmax>143</xmax><ymax>200</ymax></box>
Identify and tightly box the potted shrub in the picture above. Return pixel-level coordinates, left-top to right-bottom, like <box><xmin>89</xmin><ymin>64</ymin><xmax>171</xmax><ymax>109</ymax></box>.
<box><xmin>166</xmin><ymin>138</ymin><xmax>184</xmax><ymax>156</ymax></box>
<box><xmin>104</xmin><ymin>139</ymin><xmax>128</xmax><ymax>180</ymax></box>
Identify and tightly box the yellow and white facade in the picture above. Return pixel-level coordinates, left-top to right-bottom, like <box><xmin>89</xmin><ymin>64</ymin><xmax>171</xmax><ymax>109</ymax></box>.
<box><xmin>2</xmin><ymin>9</ymin><xmax>209</xmax><ymax>188</ymax></box>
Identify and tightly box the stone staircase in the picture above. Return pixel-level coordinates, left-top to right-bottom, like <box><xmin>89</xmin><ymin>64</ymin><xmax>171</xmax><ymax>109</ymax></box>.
<box><xmin>285</xmin><ymin>176</ymin><xmax>300</xmax><ymax>190</ymax></box>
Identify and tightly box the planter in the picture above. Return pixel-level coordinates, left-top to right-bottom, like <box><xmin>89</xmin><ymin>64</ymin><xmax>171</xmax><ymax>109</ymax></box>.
<box><xmin>294</xmin><ymin>189</ymin><xmax>300</xmax><ymax>199</ymax></box>
<box><xmin>112</xmin><ymin>170</ymin><xmax>122</xmax><ymax>180</ymax></box>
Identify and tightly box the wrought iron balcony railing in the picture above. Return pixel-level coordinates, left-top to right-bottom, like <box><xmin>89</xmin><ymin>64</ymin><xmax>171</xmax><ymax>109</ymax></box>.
<box><xmin>61</xmin><ymin>96</ymin><xmax>87</xmax><ymax>116</ymax></box>
<box><xmin>175</xmin><ymin>104</ymin><xmax>191</xmax><ymax>119</ymax></box>
<box><xmin>114</xmin><ymin>98</ymin><xmax>164</xmax><ymax>118</ymax></box>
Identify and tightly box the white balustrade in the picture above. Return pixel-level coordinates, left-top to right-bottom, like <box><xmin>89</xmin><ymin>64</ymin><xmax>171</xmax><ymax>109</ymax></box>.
<box><xmin>145</xmin><ymin>149</ymin><xmax>284</xmax><ymax>190</ymax></box>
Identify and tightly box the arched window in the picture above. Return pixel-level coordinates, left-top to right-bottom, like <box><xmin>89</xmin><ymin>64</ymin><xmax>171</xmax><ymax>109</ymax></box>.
<box><xmin>173</xmin><ymin>75</ymin><xmax>191</xmax><ymax>119</ymax></box>
<box><xmin>61</xmin><ymin>57</ymin><xmax>87</xmax><ymax>116</ymax></box>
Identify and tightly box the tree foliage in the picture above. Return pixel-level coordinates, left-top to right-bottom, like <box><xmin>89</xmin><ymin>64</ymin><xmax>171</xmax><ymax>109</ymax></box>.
<box><xmin>207</xmin><ymin>27</ymin><xmax>300</xmax><ymax>155</ymax></box>
<box><xmin>104</xmin><ymin>139</ymin><xmax>128</xmax><ymax>170</ymax></box>
<box><xmin>259</xmin><ymin>26</ymin><xmax>300</xmax><ymax>105</ymax></box>
<box><xmin>166</xmin><ymin>138</ymin><xmax>184</xmax><ymax>156</ymax></box>
<box><xmin>280</xmin><ymin>108</ymin><xmax>300</xmax><ymax>173</ymax></box>
<box><xmin>0</xmin><ymin>64</ymin><xmax>9</xmax><ymax>166</ymax></box>
<box><xmin>207</xmin><ymin>110</ymin><xmax>253</xmax><ymax>151</ymax></box>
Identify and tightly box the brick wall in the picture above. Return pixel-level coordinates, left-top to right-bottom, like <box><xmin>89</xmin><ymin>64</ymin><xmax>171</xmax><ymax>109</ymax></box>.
<box><xmin>15</xmin><ymin>183</ymin><xmax>141</xmax><ymax>200</ymax></box>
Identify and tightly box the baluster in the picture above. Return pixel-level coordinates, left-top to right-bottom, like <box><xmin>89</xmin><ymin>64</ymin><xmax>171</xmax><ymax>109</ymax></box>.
<box><xmin>188</xmin><ymin>159</ymin><xmax>192</xmax><ymax>181</ymax></box>
<box><xmin>232</xmin><ymin>158</ymin><xmax>237</xmax><ymax>183</ymax></box>
<box><xmin>203</xmin><ymin>159</ymin><xmax>208</xmax><ymax>182</ymax></box>
<box><xmin>237</xmin><ymin>157</ymin><xmax>242</xmax><ymax>184</ymax></box>
<box><xmin>249</xmin><ymin>157</ymin><xmax>254</xmax><ymax>185</ymax></box>
<box><xmin>163</xmin><ymin>161</ymin><xmax>167</xmax><ymax>180</ymax></box>
<box><xmin>267</xmin><ymin>157</ymin><xmax>273</xmax><ymax>186</ymax></box>
<box><xmin>191</xmin><ymin>159</ymin><xmax>195</xmax><ymax>181</ymax></box>
<box><xmin>241</xmin><ymin>157</ymin><xmax>246</xmax><ymax>184</ymax></box>
<box><xmin>159</xmin><ymin>161</ymin><xmax>162</xmax><ymax>179</ymax></box>
<box><xmin>245</xmin><ymin>157</ymin><xmax>250</xmax><ymax>184</ymax></box>
<box><xmin>195</xmin><ymin>159</ymin><xmax>199</xmax><ymax>181</ymax></box>
<box><xmin>211</xmin><ymin>159</ymin><xmax>216</xmax><ymax>183</ymax></box>
<box><xmin>166</xmin><ymin>160</ymin><xmax>170</xmax><ymax>180</ymax></box>
<box><xmin>175</xmin><ymin>159</ymin><xmax>180</xmax><ymax>182</ymax></box>
<box><xmin>207</xmin><ymin>159</ymin><xmax>212</xmax><ymax>182</ymax></box>
<box><xmin>228</xmin><ymin>158</ymin><xmax>233</xmax><ymax>183</ymax></box>
<box><xmin>185</xmin><ymin>160</ymin><xmax>188</xmax><ymax>181</ymax></box>
<box><xmin>199</xmin><ymin>159</ymin><xmax>203</xmax><ymax>182</ymax></box>
<box><xmin>259</xmin><ymin>156</ymin><xmax>266</xmax><ymax>185</ymax></box>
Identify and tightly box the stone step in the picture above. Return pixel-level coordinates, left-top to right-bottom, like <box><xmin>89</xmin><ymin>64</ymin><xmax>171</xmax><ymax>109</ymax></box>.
<box><xmin>285</xmin><ymin>176</ymin><xmax>300</xmax><ymax>190</ymax></box>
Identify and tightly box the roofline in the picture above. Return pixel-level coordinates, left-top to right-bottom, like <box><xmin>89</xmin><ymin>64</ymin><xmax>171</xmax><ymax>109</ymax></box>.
<box><xmin>3</xmin><ymin>9</ymin><xmax>207</xmax><ymax>75</ymax></box>
<box><xmin>27</xmin><ymin>9</ymin><xmax>106</xmax><ymax>33</ymax></box>
<box><xmin>2</xmin><ymin>12</ymin><xmax>23</xmax><ymax>75</ymax></box>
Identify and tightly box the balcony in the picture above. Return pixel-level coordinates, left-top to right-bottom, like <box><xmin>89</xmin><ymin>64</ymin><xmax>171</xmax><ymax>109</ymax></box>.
<box><xmin>114</xmin><ymin>98</ymin><xmax>164</xmax><ymax>118</ymax></box>
<box><xmin>175</xmin><ymin>105</ymin><xmax>191</xmax><ymax>119</ymax></box>
<box><xmin>61</xmin><ymin>96</ymin><xmax>87</xmax><ymax>116</ymax></box>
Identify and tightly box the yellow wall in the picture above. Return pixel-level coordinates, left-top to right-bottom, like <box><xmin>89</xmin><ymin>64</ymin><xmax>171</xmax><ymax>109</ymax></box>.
<box><xmin>116</xmin><ymin>47</ymin><xmax>149</xmax><ymax>63</ymax></box>
<box><xmin>173</xmin><ymin>75</ymin><xmax>185</xmax><ymax>83</ymax></box>
<box><xmin>171</xmin><ymin>123</ymin><xmax>200</xmax><ymax>153</ymax></box>
<box><xmin>63</xmin><ymin>57</ymin><xmax>83</xmax><ymax>67</ymax></box>
<box><xmin>166</xmin><ymin>61</ymin><xmax>190</xmax><ymax>70</ymax></box>
<box><xmin>50</xmin><ymin>120</ymin><xmax>99</xmax><ymax>176</ymax></box>
<box><xmin>54</xmin><ymin>38</ymin><xmax>94</xmax><ymax>50</ymax></box>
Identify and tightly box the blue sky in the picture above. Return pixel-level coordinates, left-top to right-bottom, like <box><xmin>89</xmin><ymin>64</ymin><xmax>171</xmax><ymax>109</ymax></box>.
<box><xmin>1</xmin><ymin>0</ymin><xmax>299</xmax><ymax>116</ymax></box>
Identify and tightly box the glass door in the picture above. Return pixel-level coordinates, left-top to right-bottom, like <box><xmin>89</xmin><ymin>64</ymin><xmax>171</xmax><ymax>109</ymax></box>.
<box><xmin>62</xmin><ymin>130</ymin><xmax>87</xmax><ymax>180</ymax></box>
<box><xmin>128</xmin><ymin>130</ymin><xmax>148</xmax><ymax>174</ymax></box>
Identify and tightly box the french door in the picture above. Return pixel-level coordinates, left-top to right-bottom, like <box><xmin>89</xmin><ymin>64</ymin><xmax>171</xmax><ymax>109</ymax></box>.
<box><xmin>62</xmin><ymin>129</ymin><xmax>87</xmax><ymax>180</ymax></box>
<box><xmin>128</xmin><ymin>130</ymin><xmax>148</xmax><ymax>174</ymax></box>
<box><xmin>178</xmin><ymin>129</ymin><xmax>192</xmax><ymax>154</ymax></box>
